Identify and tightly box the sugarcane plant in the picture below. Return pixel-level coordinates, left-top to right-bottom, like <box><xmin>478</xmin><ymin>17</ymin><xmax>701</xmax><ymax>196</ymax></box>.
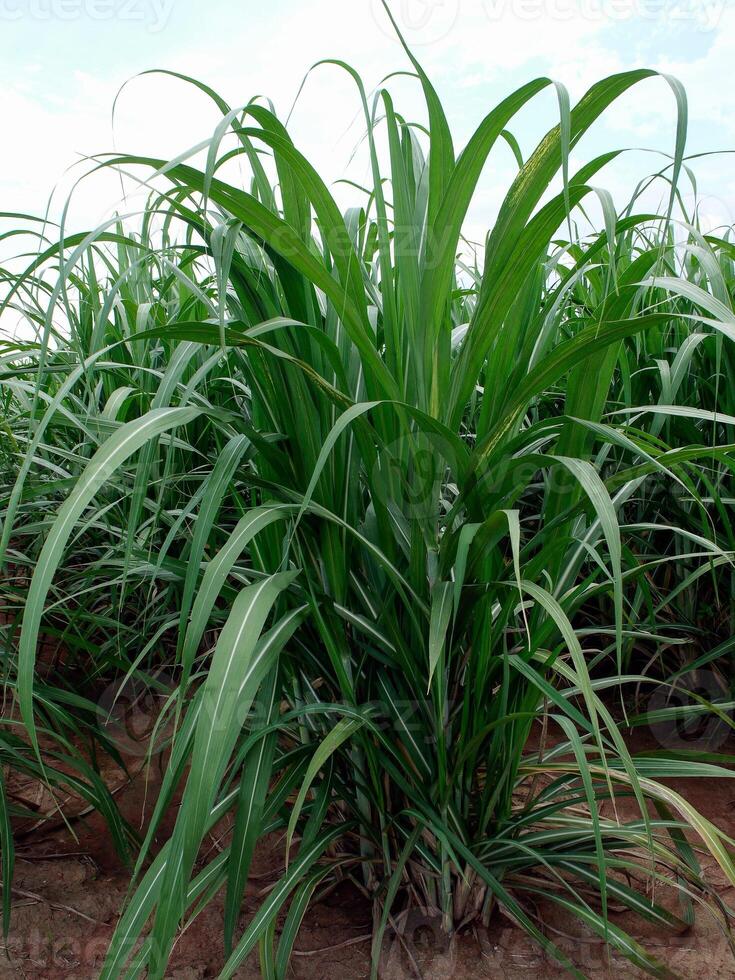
<box><xmin>2</xmin><ymin>12</ymin><xmax>735</xmax><ymax>978</ymax></box>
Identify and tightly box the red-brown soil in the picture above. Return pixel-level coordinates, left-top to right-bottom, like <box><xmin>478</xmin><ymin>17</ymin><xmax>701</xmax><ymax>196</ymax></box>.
<box><xmin>2</xmin><ymin>747</ymin><xmax>735</xmax><ymax>979</ymax></box>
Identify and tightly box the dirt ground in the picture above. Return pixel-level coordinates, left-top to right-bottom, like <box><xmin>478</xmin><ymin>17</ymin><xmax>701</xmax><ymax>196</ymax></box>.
<box><xmin>2</xmin><ymin>750</ymin><xmax>735</xmax><ymax>979</ymax></box>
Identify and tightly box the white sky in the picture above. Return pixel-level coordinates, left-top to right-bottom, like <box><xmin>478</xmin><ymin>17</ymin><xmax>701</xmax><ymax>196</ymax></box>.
<box><xmin>2</xmin><ymin>0</ymin><xmax>734</xmax><ymax>240</ymax></box>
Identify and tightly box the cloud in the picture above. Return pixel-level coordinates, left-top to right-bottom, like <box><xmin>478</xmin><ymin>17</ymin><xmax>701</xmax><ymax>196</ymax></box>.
<box><xmin>0</xmin><ymin>0</ymin><xmax>732</xmax><ymax>234</ymax></box>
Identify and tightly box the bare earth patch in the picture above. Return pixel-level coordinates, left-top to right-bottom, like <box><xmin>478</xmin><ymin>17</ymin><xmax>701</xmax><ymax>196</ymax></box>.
<box><xmin>2</xmin><ymin>750</ymin><xmax>735</xmax><ymax>980</ymax></box>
